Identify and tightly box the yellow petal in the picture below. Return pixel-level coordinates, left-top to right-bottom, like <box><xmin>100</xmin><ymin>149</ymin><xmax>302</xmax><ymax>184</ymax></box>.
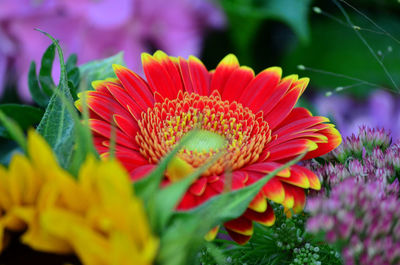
<box><xmin>27</xmin><ymin>130</ymin><xmax>59</xmax><ymax>177</ymax></box>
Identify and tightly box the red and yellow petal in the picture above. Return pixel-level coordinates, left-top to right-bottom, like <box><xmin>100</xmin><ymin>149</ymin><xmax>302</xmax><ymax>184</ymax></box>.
<box><xmin>283</xmin><ymin>184</ymin><xmax>306</xmax><ymax>214</ymax></box>
<box><xmin>260</xmin><ymin>177</ymin><xmax>285</xmax><ymax>204</ymax></box>
<box><xmin>112</xmin><ymin>64</ymin><xmax>154</xmax><ymax>109</ymax></box>
<box><xmin>239</xmin><ymin>67</ymin><xmax>282</xmax><ymax>113</ymax></box>
<box><xmin>226</xmin><ymin>229</ymin><xmax>252</xmax><ymax>245</ymax></box>
<box><xmin>248</xmin><ymin>192</ymin><xmax>267</xmax><ymax>213</ymax></box>
<box><xmin>205</xmin><ymin>226</ymin><xmax>220</xmax><ymax>241</ymax></box>
<box><xmin>224</xmin><ymin>216</ymin><xmax>253</xmax><ymax>236</ymax></box>
<box><xmin>302</xmin><ymin>127</ymin><xmax>342</xmax><ymax>160</ymax></box>
<box><xmin>292</xmin><ymin>165</ymin><xmax>321</xmax><ymax>190</ymax></box>
<box><xmin>278</xmin><ymin>166</ymin><xmax>310</xmax><ymax>189</ymax></box>
<box><xmin>244</xmin><ymin>205</ymin><xmax>275</xmax><ymax>227</ymax></box>
<box><xmin>210</xmin><ymin>54</ymin><xmax>240</xmax><ymax>94</ymax></box>
<box><xmin>142</xmin><ymin>53</ymin><xmax>180</xmax><ymax>100</ymax></box>
<box><xmin>221</xmin><ymin>66</ymin><xmax>254</xmax><ymax>102</ymax></box>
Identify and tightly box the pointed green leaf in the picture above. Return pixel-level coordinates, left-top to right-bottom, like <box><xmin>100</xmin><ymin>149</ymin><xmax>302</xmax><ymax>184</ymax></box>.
<box><xmin>28</xmin><ymin>61</ymin><xmax>49</xmax><ymax>107</ymax></box>
<box><xmin>36</xmin><ymin>30</ymin><xmax>75</xmax><ymax>169</ymax></box>
<box><xmin>39</xmin><ymin>43</ymin><xmax>56</xmax><ymax>97</ymax></box>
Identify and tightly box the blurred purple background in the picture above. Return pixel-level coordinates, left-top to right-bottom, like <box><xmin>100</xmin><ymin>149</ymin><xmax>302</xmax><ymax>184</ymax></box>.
<box><xmin>315</xmin><ymin>90</ymin><xmax>400</xmax><ymax>141</ymax></box>
<box><xmin>0</xmin><ymin>0</ymin><xmax>224</xmax><ymax>101</ymax></box>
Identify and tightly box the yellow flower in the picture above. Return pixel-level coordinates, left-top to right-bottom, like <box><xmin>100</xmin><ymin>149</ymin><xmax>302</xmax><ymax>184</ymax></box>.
<box><xmin>0</xmin><ymin>130</ymin><xmax>158</xmax><ymax>265</ymax></box>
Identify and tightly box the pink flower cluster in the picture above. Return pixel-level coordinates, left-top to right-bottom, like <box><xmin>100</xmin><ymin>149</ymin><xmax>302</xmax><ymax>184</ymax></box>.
<box><xmin>0</xmin><ymin>0</ymin><xmax>224</xmax><ymax>101</ymax></box>
<box><xmin>307</xmin><ymin>179</ymin><xmax>400</xmax><ymax>265</ymax></box>
<box><xmin>305</xmin><ymin>127</ymin><xmax>400</xmax><ymax>264</ymax></box>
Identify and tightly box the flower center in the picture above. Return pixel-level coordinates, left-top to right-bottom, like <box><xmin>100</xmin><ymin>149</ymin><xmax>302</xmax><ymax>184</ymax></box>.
<box><xmin>136</xmin><ymin>90</ymin><xmax>272</xmax><ymax>177</ymax></box>
<box><xmin>182</xmin><ymin>130</ymin><xmax>227</xmax><ymax>153</ymax></box>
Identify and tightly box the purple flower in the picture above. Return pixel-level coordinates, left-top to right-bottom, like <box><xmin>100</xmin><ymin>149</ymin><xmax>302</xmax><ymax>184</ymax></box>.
<box><xmin>315</xmin><ymin>90</ymin><xmax>400</xmax><ymax>141</ymax></box>
<box><xmin>307</xmin><ymin>179</ymin><xmax>400</xmax><ymax>265</ymax></box>
<box><xmin>305</xmin><ymin>126</ymin><xmax>400</xmax><ymax>197</ymax></box>
<box><xmin>0</xmin><ymin>0</ymin><xmax>225</xmax><ymax>101</ymax></box>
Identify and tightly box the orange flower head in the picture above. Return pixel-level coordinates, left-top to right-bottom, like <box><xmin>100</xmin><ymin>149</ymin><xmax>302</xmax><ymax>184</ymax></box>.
<box><xmin>77</xmin><ymin>51</ymin><xmax>342</xmax><ymax>244</ymax></box>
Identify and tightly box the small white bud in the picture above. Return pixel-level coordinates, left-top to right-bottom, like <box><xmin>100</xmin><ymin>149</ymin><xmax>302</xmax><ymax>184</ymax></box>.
<box><xmin>313</xmin><ymin>6</ymin><xmax>322</xmax><ymax>14</ymax></box>
<box><xmin>335</xmin><ymin>86</ymin><xmax>344</xmax><ymax>92</ymax></box>
<box><xmin>297</xmin><ymin>65</ymin><xmax>306</xmax><ymax>70</ymax></box>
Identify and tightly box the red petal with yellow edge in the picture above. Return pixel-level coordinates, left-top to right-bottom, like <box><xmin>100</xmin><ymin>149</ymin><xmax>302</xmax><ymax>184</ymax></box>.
<box><xmin>112</xmin><ymin>64</ymin><xmax>154</xmax><ymax>109</ymax></box>
<box><xmin>113</xmin><ymin>114</ymin><xmax>139</xmax><ymax>138</ymax></box>
<box><xmin>142</xmin><ymin>53</ymin><xmax>178</xmax><ymax>99</ymax></box>
<box><xmin>293</xmin><ymin>165</ymin><xmax>321</xmax><ymax>190</ymax></box>
<box><xmin>232</xmin><ymin>171</ymin><xmax>249</xmax><ymax>190</ymax></box>
<box><xmin>153</xmin><ymin>51</ymin><xmax>184</xmax><ymax>94</ymax></box>
<box><xmin>210</xmin><ymin>54</ymin><xmax>240</xmax><ymax>94</ymax></box>
<box><xmin>91</xmin><ymin>80</ymin><xmax>115</xmax><ymax>96</ymax></box>
<box><xmin>129</xmin><ymin>164</ymin><xmax>155</xmax><ymax>181</ymax></box>
<box><xmin>221</xmin><ymin>66</ymin><xmax>254</xmax><ymax>102</ymax></box>
<box><xmin>264</xmin><ymin>84</ymin><xmax>304</xmax><ymax>130</ymax></box>
<box><xmin>248</xmin><ymin>192</ymin><xmax>267</xmax><ymax>212</ymax></box>
<box><xmin>273</xmin><ymin>116</ymin><xmax>330</xmax><ymax>138</ymax></box>
<box><xmin>226</xmin><ymin>229</ymin><xmax>251</xmax><ymax>245</ymax></box>
<box><xmin>239</xmin><ymin>67</ymin><xmax>282</xmax><ymax>113</ymax></box>
<box><xmin>289</xmin><ymin>77</ymin><xmax>309</xmax><ymax>94</ymax></box>
<box><xmin>260</xmin><ymin>177</ymin><xmax>285</xmax><ymax>204</ymax></box>
<box><xmin>93</xmin><ymin>137</ymin><xmax>109</xmax><ymax>153</ymax></box>
<box><xmin>178</xmin><ymin>57</ymin><xmax>194</xmax><ymax>94</ymax></box>
<box><xmin>275</xmin><ymin>107</ymin><xmax>313</xmax><ymax>130</ymax></box>
<box><xmin>267</xmin><ymin>139</ymin><xmax>317</xmax><ymax>162</ymax></box>
<box><xmin>89</xmin><ymin>119</ymin><xmax>137</xmax><ymax>150</ymax></box>
<box><xmin>189</xmin><ymin>177</ymin><xmax>208</xmax><ymax>196</ymax></box>
<box><xmin>302</xmin><ymin>127</ymin><xmax>342</xmax><ymax>160</ymax></box>
<box><xmin>87</xmin><ymin>93</ymin><xmax>132</xmax><ymax>123</ymax></box>
<box><xmin>188</xmin><ymin>56</ymin><xmax>210</xmax><ymax>96</ymax></box>
<box><xmin>267</xmin><ymin>131</ymin><xmax>328</xmax><ymax>150</ymax></box>
<box><xmin>208</xmin><ymin>177</ymin><xmax>224</xmax><ymax>193</ymax></box>
<box><xmin>102</xmin><ymin>151</ymin><xmax>147</xmax><ymax>171</ymax></box>
<box><xmin>282</xmin><ymin>185</ymin><xmax>294</xmax><ymax>208</ymax></box>
<box><xmin>260</xmin><ymin>74</ymin><xmax>297</xmax><ymax>115</ymax></box>
<box><xmin>278</xmin><ymin>166</ymin><xmax>310</xmax><ymax>189</ymax></box>
<box><xmin>283</xmin><ymin>184</ymin><xmax>306</xmax><ymax>213</ymax></box>
<box><xmin>244</xmin><ymin>205</ymin><xmax>275</xmax><ymax>226</ymax></box>
<box><xmin>224</xmin><ymin>216</ymin><xmax>253</xmax><ymax>236</ymax></box>
<box><xmin>205</xmin><ymin>226</ymin><xmax>220</xmax><ymax>241</ymax></box>
<box><xmin>106</xmin><ymin>83</ymin><xmax>143</xmax><ymax>119</ymax></box>
<box><xmin>244</xmin><ymin>162</ymin><xmax>290</xmax><ymax>178</ymax></box>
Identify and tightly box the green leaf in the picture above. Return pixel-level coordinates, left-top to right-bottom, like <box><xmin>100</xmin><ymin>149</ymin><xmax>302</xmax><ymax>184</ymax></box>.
<box><xmin>66</xmin><ymin>54</ymin><xmax>78</xmax><ymax>72</ymax></box>
<box><xmin>28</xmin><ymin>61</ymin><xmax>49</xmax><ymax>108</ymax></box>
<box><xmin>66</xmin><ymin>54</ymin><xmax>80</xmax><ymax>100</ymax></box>
<box><xmin>134</xmin><ymin>130</ymin><xmax>200</xmax><ymax>202</ymax></box>
<box><xmin>79</xmin><ymin>52</ymin><xmax>125</xmax><ymax>91</ymax></box>
<box><xmin>36</xmin><ymin>30</ymin><xmax>75</xmax><ymax>169</ymax></box>
<box><xmin>39</xmin><ymin>43</ymin><xmax>57</xmax><ymax>97</ymax></box>
<box><xmin>149</xmin><ymin>151</ymin><xmax>224</xmax><ymax>234</ymax></box>
<box><xmin>0</xmin><ymin>110</ymin><xmax>27</xmax><ymax>153</ymax></box>
<box><xmin>157</xmin><ymin>152</ymin><xmax>306</xmax><ymax>265</ymax></box>
<box><xmin>0</xmin><ymin>104</ymin><xmax>44</xmax><ymax>138</ymax></box>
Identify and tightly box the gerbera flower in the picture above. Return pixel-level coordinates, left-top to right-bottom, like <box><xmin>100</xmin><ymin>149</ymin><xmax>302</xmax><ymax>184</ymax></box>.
<box><xmin>77</xmin><ymin>51</ymin><xmax>341</xmax><ymax>244</ymax></box>
<box><xmin>0</xmin><ymin>130</ymin><xmax>158</xmax><ymax>265</ymax></box>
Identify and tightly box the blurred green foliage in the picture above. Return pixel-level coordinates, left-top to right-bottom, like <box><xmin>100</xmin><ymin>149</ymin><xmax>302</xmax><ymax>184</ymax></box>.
<box><xmin>203</xmin><ymin>0</ymin><xmax>400</xmax><ymax>98</ymax></box>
